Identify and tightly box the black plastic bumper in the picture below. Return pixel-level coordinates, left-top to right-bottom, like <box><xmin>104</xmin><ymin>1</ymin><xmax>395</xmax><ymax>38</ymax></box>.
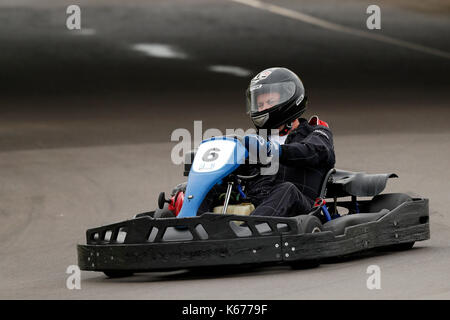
<box><xmin>77</xmin><ymin>198</ymin><xmax>429</xmax><ymax>272</ymax></box>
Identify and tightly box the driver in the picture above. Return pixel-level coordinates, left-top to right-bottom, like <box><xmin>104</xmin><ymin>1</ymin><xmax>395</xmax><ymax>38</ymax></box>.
<box><xmin>199</xmin><ymin>67</ymin><xmax>335</xmax><ymax>217</ymax></box>
<box><xmin>243</xmin><ymin>67</ymin><xmax>335</xmax><ymax>217</ymax></box>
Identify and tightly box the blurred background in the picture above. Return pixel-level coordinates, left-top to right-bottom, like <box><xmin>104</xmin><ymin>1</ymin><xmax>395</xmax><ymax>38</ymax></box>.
<box><xmin>1</xmin><ymin>0</ymin><xmax>449</xmax><ymax>150</ymax></box>
<box><xmin>0</xmin><ymin>0</ymin><xmax>449</xmax><ymax>299</ymax></box>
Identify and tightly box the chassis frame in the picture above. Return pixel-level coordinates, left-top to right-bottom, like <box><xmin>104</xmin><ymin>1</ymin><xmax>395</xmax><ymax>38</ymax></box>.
<box><xmin>77</xmin><ymin>196</ymin><xmax>429</xmax><ymax>273</ymax></box>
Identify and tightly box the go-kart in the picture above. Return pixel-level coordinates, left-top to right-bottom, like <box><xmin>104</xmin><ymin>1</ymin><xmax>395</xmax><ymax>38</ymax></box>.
<box><xmin>77</xmin><ymin>135</ymin><xmax>430</xmax><ymax>277</ymax></box>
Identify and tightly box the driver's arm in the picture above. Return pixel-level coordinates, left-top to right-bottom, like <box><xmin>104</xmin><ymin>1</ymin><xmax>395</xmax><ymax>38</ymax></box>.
<box><xmin>280</xmin><ymin>127</ymin><xmax>335</xmax><ymax>168</ymax></box>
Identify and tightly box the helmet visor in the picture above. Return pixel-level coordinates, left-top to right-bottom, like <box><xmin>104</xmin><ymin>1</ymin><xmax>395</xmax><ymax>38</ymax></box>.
<box><xmin>246</xmin><ymin>81</ymin><xmax>296</xmax><ymax>114</ymax></box>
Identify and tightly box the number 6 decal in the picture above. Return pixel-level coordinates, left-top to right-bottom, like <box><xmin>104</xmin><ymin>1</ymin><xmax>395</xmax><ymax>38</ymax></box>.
<box><xmin>202</xmin><ymin>148</ymin><xmax>220</xmax><ymax>162</ymax></box>
<box><xmin>192</xmin><ymin>139</ymin><xmax>237</xmax><ymax>173</ymax></box>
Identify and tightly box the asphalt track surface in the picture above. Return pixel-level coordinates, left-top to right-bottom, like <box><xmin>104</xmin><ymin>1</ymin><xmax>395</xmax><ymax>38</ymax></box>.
<box><xmin>0</xmin><ymin>0</ymin><xmax>449</xmax><ymax>299</ymax></box>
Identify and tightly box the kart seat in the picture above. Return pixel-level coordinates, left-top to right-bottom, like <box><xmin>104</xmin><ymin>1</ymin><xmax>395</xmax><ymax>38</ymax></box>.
<box><xmin>325</xmin><ymin>169</ymin><xmax>398</xmax><ymax>198</ymax></box>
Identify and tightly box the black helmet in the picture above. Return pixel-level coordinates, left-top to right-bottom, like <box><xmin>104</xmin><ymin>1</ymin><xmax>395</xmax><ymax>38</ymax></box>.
<box><xmin>246</xmin><ymin>67</ymin><xmax>307</xmax><ymax>130</ymax></box>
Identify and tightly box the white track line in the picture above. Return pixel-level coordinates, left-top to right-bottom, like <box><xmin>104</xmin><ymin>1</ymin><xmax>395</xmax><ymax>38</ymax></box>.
<box><xmin>132</xmin><ymin>43</ymin><xmax>188</xmax><ymax>59</ymax></box>
<box><xmin>208</xmin><ymin>65</ymin><xmax>252</xmax><ymax>77</ymax></box>
<box><xmin>230</xmin><ymin>0</ymin><xmax>450</xmax><ymax>60</ymax></box>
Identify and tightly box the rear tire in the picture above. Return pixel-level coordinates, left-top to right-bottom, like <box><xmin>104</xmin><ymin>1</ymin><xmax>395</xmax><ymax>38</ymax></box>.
<box><xmin>368</xmin><ymin>193</ymin><xmax>412</xmax><ymax>212</ymax></box>
<box><xmin>378</xmin><ymin>241</ymin><xmax>415</xmax><ymax>252</ymax></box>
<box><xmin>290</xmin><ymin>215</ymin><xmax>323</xmax><ymax>269</ymax></box>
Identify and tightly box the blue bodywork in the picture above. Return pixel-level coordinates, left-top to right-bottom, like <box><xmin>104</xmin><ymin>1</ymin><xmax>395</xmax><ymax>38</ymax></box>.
<box><xmin>177</xmin><ymin>137</ymin><xmax>248</xmax><ymax>218</ymax></box>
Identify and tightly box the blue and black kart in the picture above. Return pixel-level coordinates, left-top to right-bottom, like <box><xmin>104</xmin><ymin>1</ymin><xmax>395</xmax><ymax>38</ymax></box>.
<box><xmin>77</xmin><ymin>136</ymin><xmax>430</xmax><ymax>277</ymax></box>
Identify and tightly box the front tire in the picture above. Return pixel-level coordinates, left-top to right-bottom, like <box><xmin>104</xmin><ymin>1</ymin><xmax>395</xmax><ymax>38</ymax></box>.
<box><xmin>298</xmin><ymin>215</ymin><xmax>323</xmax><ymax>234</ymax></box>
<box><xmin>154</xmin><ymin>203</ymin><xmax>176</xmax><ymax>218</ymax></box>
<box><xmin>290</xmin><ymin>215</ymin><xmax>323</xmax><ymax>269</ymax></box>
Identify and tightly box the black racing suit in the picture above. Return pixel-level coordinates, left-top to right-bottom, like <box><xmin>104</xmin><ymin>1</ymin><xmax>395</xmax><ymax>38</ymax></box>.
<box><xmin>198</xmin><ymin>117</ymin><xmax>336</xmax><ymax>217</ymax></box>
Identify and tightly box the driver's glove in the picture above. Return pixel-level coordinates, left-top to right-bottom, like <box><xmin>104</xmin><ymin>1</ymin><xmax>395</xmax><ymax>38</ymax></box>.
<box><xmin>243</xmin><ymin>134</ymin><xmax>281</xmax><ymax>157</ymax></box>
